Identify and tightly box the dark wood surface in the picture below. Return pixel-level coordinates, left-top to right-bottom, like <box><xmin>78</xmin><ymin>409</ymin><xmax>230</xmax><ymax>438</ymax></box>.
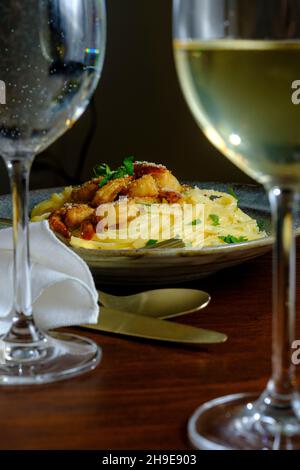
<box><xmin>1</xmin><ymin>242</ymin><xmax>300</xmax><ymax>450</ymax></box>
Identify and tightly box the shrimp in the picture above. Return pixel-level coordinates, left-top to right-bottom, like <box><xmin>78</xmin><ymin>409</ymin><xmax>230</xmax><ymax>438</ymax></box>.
<box><xmin>48</xmin><ymin>203</ymin><xmax>95</xmax><ymax>238</ymax></box>
<box><xmin>71</xmin><ymin>178</ymin><xmax>101</xmax><ymax>203</ymax></box>
<box><xmin>152</xmin><ymin>170</ymin><xmax>182</xmax><ymax>192</ymax></box>
<box><xmin>92</xmin><ymin>177</ymin><xmax>132</xmax><ymax>206</ymax></box>
<box><xmin>64</xmin><ymin>204</ymin><xmax>95</xmax><ymax>229</ymax></box>
<box><xmin>126</xmin><ymin>175</ymin><xmax>159</xmax><ymax>198</ymax></box>
<box><xmin>48</xmin><ymin>209</ymin><xmax>70</xmax><ymax>239</ymax></box>
<box><xmin>134</xmin><ymin>161</ymin><xmax>167</xmax><ymax>178</ymax></box>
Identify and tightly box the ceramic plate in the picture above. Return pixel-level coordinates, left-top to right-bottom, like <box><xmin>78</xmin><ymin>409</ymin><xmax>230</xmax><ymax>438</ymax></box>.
<box><xmin>0</xmin><ymin>183</ymin><xmax>293</xmax><ymax>286</ymax></box>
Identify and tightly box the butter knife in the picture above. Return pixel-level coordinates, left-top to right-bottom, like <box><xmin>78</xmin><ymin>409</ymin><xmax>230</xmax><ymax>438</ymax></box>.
<box><xmin>82</xmin><ymin>307</ymin><xmax>227</xmax><ymax>344</ymax></box>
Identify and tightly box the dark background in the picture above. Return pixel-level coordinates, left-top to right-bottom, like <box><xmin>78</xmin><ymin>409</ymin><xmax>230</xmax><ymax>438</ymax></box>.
<box><xmin>0</xmin><ymin>0</ymin><xmax>253</xmax><ymax>196</ymax></box>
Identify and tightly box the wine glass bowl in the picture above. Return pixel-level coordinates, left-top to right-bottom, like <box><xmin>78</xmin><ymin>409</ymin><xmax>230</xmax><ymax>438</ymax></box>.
<box><xmin>173</xmin><ymin>0</ymin><xmax>300</xmax><ymax>449</ymax></box>
<box><xmin>0</xmin><ymin>0</ymin><xmax>106</xmax><ymax>385</ymax></box>
<box><xmin>0</xmin><ymin>0</ymin><xmax>106</xmax><ymax>157</ymax></box>
<box><xmin>174</xmin><ymin>0</ymin><xmax>300</xmax><ymax>189</ymax></box>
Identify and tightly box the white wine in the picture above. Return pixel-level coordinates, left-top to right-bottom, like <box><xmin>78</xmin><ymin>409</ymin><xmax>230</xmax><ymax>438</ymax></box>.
<box><xmin>174</xmin><ymin>40</ymin><xmax>300</xmax><ymax>187</ymax></box>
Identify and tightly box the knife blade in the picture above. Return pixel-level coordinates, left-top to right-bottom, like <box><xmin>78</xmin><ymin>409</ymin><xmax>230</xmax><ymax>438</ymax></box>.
<box><xmin>82</xmin><ymin>307</ymin><xmax>227</xmax><ymax>344</ymax></box>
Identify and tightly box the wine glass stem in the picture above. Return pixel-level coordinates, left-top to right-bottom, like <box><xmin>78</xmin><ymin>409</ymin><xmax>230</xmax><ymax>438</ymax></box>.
<box><xmin>4</xmin><ymin>156</ymin><xmax>42</xmax><ymax>343</ymax></box>
<box><xmin>265</xmin><ymin>187</ymin><xmax>297</xmax><ymax>407</ymax></box>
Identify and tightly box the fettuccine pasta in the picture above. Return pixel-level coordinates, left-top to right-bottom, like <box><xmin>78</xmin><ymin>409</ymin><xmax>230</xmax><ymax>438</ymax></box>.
<box><xmin>31</xmin><ymin>159</ymin><xmax>266</xmax><ymax>249</ymax></box>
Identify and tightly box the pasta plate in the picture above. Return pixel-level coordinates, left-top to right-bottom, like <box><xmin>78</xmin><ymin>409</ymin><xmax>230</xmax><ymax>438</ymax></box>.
<box><xmin>1</xmin><ymin>183</ymin><xmax>297</xmax><ymax>286</ymax></box>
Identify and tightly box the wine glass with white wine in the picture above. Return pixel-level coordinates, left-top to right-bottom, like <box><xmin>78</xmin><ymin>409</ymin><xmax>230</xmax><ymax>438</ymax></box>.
<box><xmin>0</xmin><ymin>0</ymin><xmax>106</xmax><ymax>385</ymax></box>
<box><xmin>174</xmin><ymin>0</ymin><xmax>300</xmax><ymax>450</ymax></box>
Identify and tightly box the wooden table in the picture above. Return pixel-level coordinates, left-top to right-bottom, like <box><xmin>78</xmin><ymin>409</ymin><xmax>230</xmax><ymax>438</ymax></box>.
<box><xmin>1</xmin><ymin>242</ymin><xmax>300</xmax><ymax>450</ymax></box>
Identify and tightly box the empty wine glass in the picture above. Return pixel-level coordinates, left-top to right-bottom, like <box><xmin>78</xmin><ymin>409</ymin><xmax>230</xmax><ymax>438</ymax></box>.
<box><xmin>0</xmin><ymin>0</ymin><xmax>106</xmax><ymax>385</ymax></box>
<box><xmin>174</xmin><ymin>0</ymin><xmax>300</xmax><ymax>450</ymax></box>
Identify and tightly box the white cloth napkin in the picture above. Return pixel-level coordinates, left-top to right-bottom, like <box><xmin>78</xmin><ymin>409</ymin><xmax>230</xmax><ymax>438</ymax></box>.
<box><xmin>0</xmin><ymin>221</ymin><xmax>99</xmax><ymax>334</ymax></box>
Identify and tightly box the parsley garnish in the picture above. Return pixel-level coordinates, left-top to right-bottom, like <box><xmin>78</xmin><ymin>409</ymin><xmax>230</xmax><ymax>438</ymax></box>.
<box><xmin>209</xmin><ymin>214</ymin><xmax>220</xmax><ymax>226</ymax></box>
<box><xmin>146</xmin><ymin>239</ymin><xmax>158</xmax><ymax>247</ymax></box>
<box><xmin>99</xmin><ymin>174</ymin><xmax>113</xmax><ymax>188</ymax></box>
<box><xmin>123</xmin><ymin>155</ymin><xmax>135</xmax><ymax>175</ymax></box>
<box><xmin>219</xmin><ymin>235</ymin><xmax>248</xmax><ymax>244</ymax></box>
<box><xmin>228</xmin><ymin>187</ymin><xmax>239</xmax><ymax>201</ymax></box>
<box><xmin>190</xmin><ymin>219</ymin><xmax>201</xmax><ymax>226</ymax></box>
<box><xmin>94</xmin><ymin>156</ymin><xmax>135</xmax><ymax>188</ymax></box>
<box><xmin>93</xmin><ymin>163</ymin><xmax>110</xmax><ymax>177</ymax></box>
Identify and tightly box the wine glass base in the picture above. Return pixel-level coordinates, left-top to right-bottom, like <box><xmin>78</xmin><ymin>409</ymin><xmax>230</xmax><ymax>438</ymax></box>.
<box><xmin>0</xmin><ymin>331</ymin><xmax>101</xmax><ymax>385</ymax></box>
<box><xmin>188</xmin><ymin>393</ymin><xmax>300</xmax><ymax>450</ymax></box>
